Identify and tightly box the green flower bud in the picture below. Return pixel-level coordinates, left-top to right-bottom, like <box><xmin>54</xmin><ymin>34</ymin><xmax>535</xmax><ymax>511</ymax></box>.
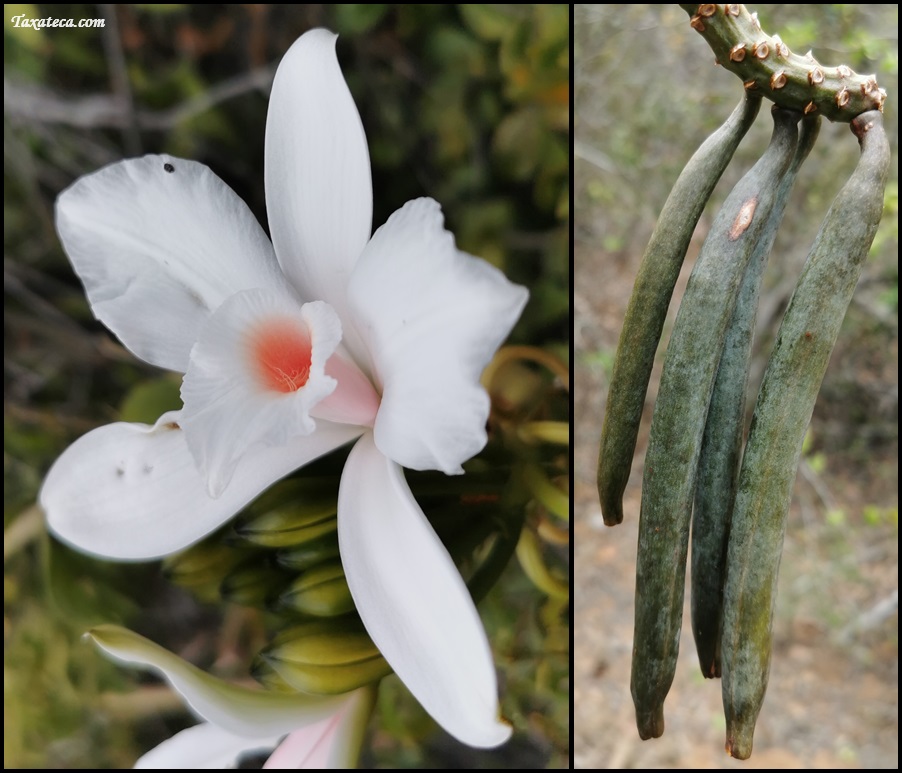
<box><xmin>163</xmin><ymin>542</ymin><xmax>250</xmax><ymax>601</ymax></box>
<box><xmin>258</xmin><ymin>618</ymin><xmax>391</xmax><ymax>695</ymax></box>
<box><xmin>233</xmin><ymin>480</ymin><xmax>338</xmax><ymax>549</ymax></box>
<box><xmin>277</xmin><ymin>560</ymin><xmax>355</xmax><ymax>617</ymax></box>
<box><xmin>275</xmin><ymin>534</ymin><xmax>341</xmax><ymax>572</ymax></box>
<box><xmin>220</xmin><ymin>559</ymin><xmax>290</xmax><ymax>607</ymax></box>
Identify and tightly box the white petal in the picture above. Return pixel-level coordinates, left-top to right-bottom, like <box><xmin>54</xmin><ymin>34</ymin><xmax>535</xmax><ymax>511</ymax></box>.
<box><xmin>56</xmin><ymin>155</ymin><xmax>291</xmax><ymax>373</ymax></box>
<box><xmin>41</xmin><ymin>411</ymin><xmax>363</xmax><ymax>560</ymax></box>
<box><xmin>348</xmin><ymin>198</ymin><xmax>528</xmax><ymax>474</ymax></box>
<box><xmin>337</xmin><ymin>434</ymin><xmax>511</xmax><ymax>748</ymax></box>
<box><xmin>262</xmin><ymin>686</ymin><xmax>377</xmax><ymax>769</ymax></box>
<box><xmin>265</xmin><ymin>28</ymin><xmax>372</xmax><ymax>366</ymax></box>
<box><xmin>88</xmin><ymin>626</ymin><xmax>348</xmax><ymax>739</ymax></box>
<box><xmin>180</xmin><ymin>290</ymin><xmax>342</xmax><ymax>497</ymax></box>
<box><xmin>134</xmin><ymin>723</ymin><xmax>279</xmax><ymax>769</ymax></box>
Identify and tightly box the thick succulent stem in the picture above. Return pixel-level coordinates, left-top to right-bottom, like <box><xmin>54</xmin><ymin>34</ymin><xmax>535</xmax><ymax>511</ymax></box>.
<box><xmin>679</xmin><ymin>4</ymin><xmax>887</xmax><ymax>122</ymax></box>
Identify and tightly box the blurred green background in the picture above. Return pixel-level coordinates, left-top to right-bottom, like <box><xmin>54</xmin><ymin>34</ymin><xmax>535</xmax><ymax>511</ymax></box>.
<box><xmin>4</xmin><ymin>4</ymin><xmax>569</xmax><ymax>768</ymax></box>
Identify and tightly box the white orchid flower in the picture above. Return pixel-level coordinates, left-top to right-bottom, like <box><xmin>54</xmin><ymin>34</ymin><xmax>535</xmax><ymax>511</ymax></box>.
<box><xmin>88</xmin><ymin>625</ymin><xmax>376</xmax><ymax>769</ymax></box>
<box><xmin>40</xmin><ymin>28</ymin><xmax>527</xmax><ymax>749</ymax></box>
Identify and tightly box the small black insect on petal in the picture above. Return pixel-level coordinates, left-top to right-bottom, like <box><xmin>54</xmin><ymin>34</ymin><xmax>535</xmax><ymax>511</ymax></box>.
<box><xmin>163</xmin><ymin>163</ymin><xmax>175</xmax><ymax>173</ymax></box>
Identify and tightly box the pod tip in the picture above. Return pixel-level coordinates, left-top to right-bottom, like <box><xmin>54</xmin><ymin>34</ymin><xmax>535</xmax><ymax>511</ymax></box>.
<box><xmin>636</xmin><ymin>706</ymin><xmax>665</xmax><ymax>740</ymax></box>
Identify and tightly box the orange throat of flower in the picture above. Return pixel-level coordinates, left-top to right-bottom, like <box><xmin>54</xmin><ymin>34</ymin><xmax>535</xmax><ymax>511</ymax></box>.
<box><xmin>249</xmin><ymin>316</ymin><xmax>313</xmax><ymax>393</ymax></box>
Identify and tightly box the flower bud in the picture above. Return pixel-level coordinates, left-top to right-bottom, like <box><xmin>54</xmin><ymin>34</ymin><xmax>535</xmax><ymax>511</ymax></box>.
<box><xmin>277</xmin><ymin>560</ymin><xmax>355</xmax><ymax>617</ymax></box>
<box><xmin>258</xmin><ymin>618</ymin><xmax>391</xmax><ymax>695</ymax></box>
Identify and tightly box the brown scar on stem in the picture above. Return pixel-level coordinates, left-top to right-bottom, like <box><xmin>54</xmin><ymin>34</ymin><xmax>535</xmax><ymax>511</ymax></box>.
<box><xmin>729</xmin><ymin>198</ymin><xmax>757</xmax><ymax>240</ymax></box>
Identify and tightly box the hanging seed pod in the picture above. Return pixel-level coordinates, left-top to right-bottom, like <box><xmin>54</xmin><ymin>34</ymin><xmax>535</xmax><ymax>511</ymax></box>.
<box><xmin>631</xmin><ymin>107</ymin><xmax>800</xmax><ymax>740</ymax></box>
<box><xmin>720</xmin><ymin>111</ymin><xmax>890</xmax><ymax>760</ymax></box>
<box><xmin>691</xmin><ymin>113</ymin><xmax>821</xmax><ymax>679</ymax></box>
<box><xmin>597</xmin><ymin>93</ymin><xmax>761</xmax><ymax>526</ymax></box>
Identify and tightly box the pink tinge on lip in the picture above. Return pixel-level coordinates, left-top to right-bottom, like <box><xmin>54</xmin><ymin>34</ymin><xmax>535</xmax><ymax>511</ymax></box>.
<box><xmin>313</xmin><ymin>352</ymin><xmax>381</xmax><ymax>428</ymax></box>
<box><xmin>249</xmin><ymin>316</ymin><xmax>313</xmax><ymax>393</ymax></box>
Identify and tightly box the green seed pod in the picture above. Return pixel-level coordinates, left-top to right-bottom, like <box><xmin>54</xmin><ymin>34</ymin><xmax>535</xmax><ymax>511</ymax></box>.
<box><xmin>691</xmin><ymin>113</ymin><xmax>821</xmax><ymax>679</ymax></box>
<box><xmin>277</xmin><ymin>560</ymin><xmax>355</xmax><ymax>618</ymax></box>
<box><xmin>721</xmin><ymin>111</ymin><xmax>890</xmax><ymax>761</ymax></box>
<box><xmin>258</xmin><ymin>618</ymin><xmax>391</xmax><ymax>695</ymax></box>
<box><xmin>598</xmin><ymin>93</ymin><xmax>761</xmax><ymax>526</ymax></box>
<box><xmin>631</xmin><ymin>106</ymin><xmax>800</xmax><ymax>741</ymax></box>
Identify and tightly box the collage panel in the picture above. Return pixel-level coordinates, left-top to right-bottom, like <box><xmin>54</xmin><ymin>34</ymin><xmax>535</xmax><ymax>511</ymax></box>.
<box><xmin>574</xmin><ymin>3</ymin><xmax>897</xmax><ymax>769</ymax></box>
<box><xmin>4</xmin><ymin>5</ymin><xmax>569</xmax><ymax>769</ymax></box>
<box><xmin>5</xmin><ymin>4</ymin><xmax>900</xmax><ymax>769</ymax></box>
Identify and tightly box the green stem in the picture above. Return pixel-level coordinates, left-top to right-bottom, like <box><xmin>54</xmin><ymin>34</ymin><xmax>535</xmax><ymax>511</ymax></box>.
<box><xmin>680</xmin><ymin>4</ymin><xmax>887</xmax><ymax>122</ymax></box>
